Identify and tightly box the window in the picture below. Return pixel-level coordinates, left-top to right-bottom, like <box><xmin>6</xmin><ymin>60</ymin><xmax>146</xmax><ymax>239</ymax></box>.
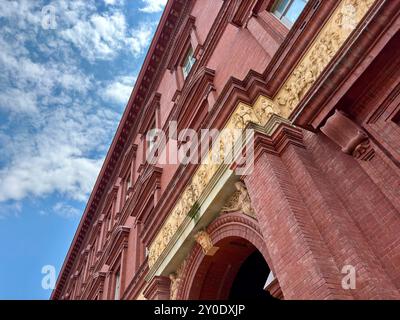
<box><xmin>147</xmin><ymin>130</ymin><xmax>157</xmax><ymax>152</ymax></box>
<box><xmin>126</xmin><ymin>172</ymin><xmax>132</xmax><ymax>190</ymax></box>
<box><xmin>125</xmin><ymin>170</ymin><xmax>132</xmax><ymax>201</ymax></box>
<box><xmin>146</xmin><ymin>119</ymin><xmax>158</xmax><ymax>157</ymax></box>
<box><xmin>114</xmin><ymin>270</ymin><xmax>121</xmax><ymax>300</ymax></box>
<box><xmin>272</xmin><ymin>0</ymin><xmax>308</xmax><ymax>27</ymax></box>
<box><xmin>106</xmin><ymin>208</ymin><xmax>112</xmax><ymax>236</ymax></box>
<box><xmin>182</xmin><ymin>46</ymin><xmax>196</xmax><ymax>79</ymax></box>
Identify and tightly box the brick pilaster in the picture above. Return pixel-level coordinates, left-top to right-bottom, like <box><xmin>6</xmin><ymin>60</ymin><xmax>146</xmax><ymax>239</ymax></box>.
<box><xmin>244</xmin><ymin>124</ymin><xmax>351</xmax><ymax>299</ymax></box>
<box><xmin>281</xmin><ymin>138</ymin><xmax>400</xmax><ymax>299</ymax></box>
<box><xmin>243</xmin><ymin>123</ymin><xmax>400</xmax><ymax>299</ymax></box>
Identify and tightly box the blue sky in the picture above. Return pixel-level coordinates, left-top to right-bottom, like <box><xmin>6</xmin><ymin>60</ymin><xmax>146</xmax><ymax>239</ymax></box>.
<box><xmin>0</xmin><ymin>0</ymin><xmax>166</xmax><ymax>299</ymax></box>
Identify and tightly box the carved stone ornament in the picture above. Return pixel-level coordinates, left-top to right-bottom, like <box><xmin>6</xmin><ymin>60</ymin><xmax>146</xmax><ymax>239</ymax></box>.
<box><xmin>169</xmin><ymin>273</ymin><xmax>181</xmax><ymax>300</ymax></box>
<box><xmin>221</xmin><ymin>181</ymin><xmax>256</xmax><ymax>218</ymax></box>
<box><xmin>169</xmin><ymin>259</ymin><xmax>186</xmax><ymax>300</ymax></box>
<box><xmin>321</xmin><ymin>109</ymin><xmax>375</xmax><ymax>161</ymax></box>
<box><xmin>194</xmin><ymin>230</ymin><xmax>219</xmax><ymax>256</ymax></box>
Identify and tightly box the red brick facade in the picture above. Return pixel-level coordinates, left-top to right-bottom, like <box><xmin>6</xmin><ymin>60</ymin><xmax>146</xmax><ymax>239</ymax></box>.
<box><xmin>52</xmin><ymin>0</ymin><xmax>400</xmax><ymax>300</ymax></box>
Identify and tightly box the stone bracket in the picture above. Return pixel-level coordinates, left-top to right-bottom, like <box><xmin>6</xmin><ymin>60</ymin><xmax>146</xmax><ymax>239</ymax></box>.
<box><xmin>321</xmin><ymin>110</ymin><xmax>375</xmax><ymax>161</ymax></box>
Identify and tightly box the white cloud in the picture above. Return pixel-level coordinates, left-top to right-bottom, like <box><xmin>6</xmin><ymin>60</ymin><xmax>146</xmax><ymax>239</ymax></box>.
<box><xmin>0</xmin><ymin>105</ymin><xmax>119</xmax><ymax>203</ymax></box>
<box><xmin>53</xmin><ymin>202</ymin><xmax>81</xmax><ymax>219</ymax></box>
<box><xmin>128</xmin><ymin>23</ymin><xmax>155</xmax><ymax>56</ymax></box>
<box><xmin>0</xmin><ymin>54</ymin><xmax>92</xmax><ymax>114</ymax></box>
<box><xmin>103</xmin><ymin>0</ymin><xmax>124</xmax><ymax>5</ymax></box>
<box><xmin>60</xmin><ymin>10</ymin><xmax>154</xmax><ymax>62</ymax></box>
<box><xmin>139</xmin><ymin>0</ymin><xmax>167</xmax><ymax>13</ymax></box>
<box><xmin>102</xmin><ymin>75</ymin><xmax>136</xmax><ymax>105</ymax></box>
<box><xmin>0</xmin><ymin>89</ymin><xmax>38</xmax><ymax>113</ymax></box>
<box><xmin>0</xmin><ymin>0</ymin><xmax>160</xmax><ymax>213</ymax></box>
<box><xmin>0</xmin><ymin>202</ymin><xmax>22</xmax><ymax>220</ymax></box>
<box><xmin>0</xmin><ymin>31</ymin><xmax>92</xmax><ymax>115</ymax></box>
<box><xmin>0</xmin><ymin>0</ymin><xmax>41</xmax><ymax>30</ymax></box>
<box><xmin>61</xmin><ymin>11</ymin><xmax>127</xmax><ymax>62</ymax></box>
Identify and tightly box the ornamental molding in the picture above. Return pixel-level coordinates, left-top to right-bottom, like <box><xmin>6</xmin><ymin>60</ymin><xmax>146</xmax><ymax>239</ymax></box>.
<box><xmin>104</xmin><ymin>225</ymin><xmax>130</xmax><ymax>268</ymax></box>
<box><xmin>82</xmin><ymin>271</ymin><xmax>106</xmax><ymax>300</ymax></box>
<box><xmin>138</xmin><ymin>92</ymin><xmax>161</xmax><ymax>135</ymax></box>
<box><xmin>127</xmin><ymin>164</ymin><xmax>163</xmax><ymax>223</ymax></box>
<box><xmin>169</xmin><ymin>260</ymin><xmax>186</xmax><ymax>300</ymax></box>
<box><xmin>220</xmin><ymin>181</ymin><xmax>256</xmax><ymax>218</ymax></box>
<box><xmin>51</xmin><ymin>0</ymin><xmax>192</xmax><ymax>299</ymax></box>
<box><xmin>174</xmin><ymin>67</ymin><xmax>216</xmax><ymax>132</ymax></box>
<box><xmin>167</xmin><ymin>15</ymin><xmax>202</xmax><ymax>71</ymax></box>
<box><xmin>194</xmin><ymin>230</ymin><xmax>219</xmax><ymax>256</ymax></box>
<box><xmin>119</xmin><ymin>143</ymin><xmax>138</xmax><ymax>179</ymax></box>
<box><xmin>321</xmin><ymin>110</ymin><xmax>375</xmax><ymax>161</ymax></box>
<box><xmin>147</xmin><ymin>0</ymin><xmax>375</xmax><ymax>270</ymax></box>
<box><xmin>230</xmin><ymin>0</ymin><xmax>273</xmax><ymax>28</ymax></box>
<box><xmin>100</xmin><ymin>183</ymin><xmax>119</xmax><ymax>216</ymax></box>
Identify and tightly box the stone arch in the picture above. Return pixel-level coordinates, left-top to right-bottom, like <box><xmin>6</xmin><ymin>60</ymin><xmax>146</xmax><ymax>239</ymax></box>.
<box><xmin>177</xmin><ymin>212</ymin><xmax>276</xmax><ymax>300</ymax></box>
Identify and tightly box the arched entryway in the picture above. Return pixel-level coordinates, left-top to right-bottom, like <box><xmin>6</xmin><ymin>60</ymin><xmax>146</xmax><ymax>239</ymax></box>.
<box><xmin>190</xmin><ymin>236</ymin><xmax>273</xmax><ymax>300</ymax></box>
<box><xmin>229</xmin><ymin>249</ymin><xmax>271</xmax><ymax>300</ymax></box>
<box><xmin>177</xmin><ymin>213</ymin><xmax>281</xmax><ymax>300</ymax></box>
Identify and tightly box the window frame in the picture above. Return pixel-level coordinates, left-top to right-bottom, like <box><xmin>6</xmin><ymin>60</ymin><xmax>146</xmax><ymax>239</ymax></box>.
<box><xmin>146</xmin><ymin>119</ymin><xmax>157</xmax><ymax>152</ymax></box>
<box><xmin>114</xmin><ymin>268</ymin><xmax>121</xmax><ymax>300</ymax></box>
<box><xmin>271</xmin><ymin>0</ymin><xmax>308</xmax><ymax>28</ymax></box>
<box><xmin>124</xmin><ymin>167</ymin><xmax>132</xmax><ymax>202</ymax></box>
<box><xmin>182</xmin><ymin>45</ymin><xmax>196</xmax><ymax>80</ymax></box>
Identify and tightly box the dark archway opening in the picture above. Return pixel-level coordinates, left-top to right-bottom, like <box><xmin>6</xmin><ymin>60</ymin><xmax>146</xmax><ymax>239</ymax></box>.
<box><xmin>229</xmin><ymin>250</ymin><xmax>274</xmax><ymax>300</ymax></box>
<box><xmin>189</xmin><ymin>236</ymin><xmax>277</xmax><ymax>300</ymax></box>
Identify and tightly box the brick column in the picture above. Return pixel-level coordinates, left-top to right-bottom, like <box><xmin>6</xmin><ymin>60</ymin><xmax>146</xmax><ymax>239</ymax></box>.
<box><xmin>281</xmin><ymin>132</ymin><xmax>400</xmax><ymax>299</ymax></box>
<box><xmin>143</xmin><ymin>276</ymin><xmax>171</xmax><ymax>300</ymax></box>
<box><xmin>243</xmin><ymin>123</ymin><xmax>400</xmax><ymax>299</ymax></box>
<box><xmin>243</xmin><ymin>124</ymin><xmax>350</xmax><ymax>299</ymax></box>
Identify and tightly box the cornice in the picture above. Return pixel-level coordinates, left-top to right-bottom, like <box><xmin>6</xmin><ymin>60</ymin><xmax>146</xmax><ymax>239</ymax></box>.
<box><xmin>230</xmin><ymin>0</ymin><xmax>261</xmax><ymax>27</ymax></box>
<box><xmin>248</xmin><ymin>121</ymin><xmax>305</xmax><ymax>162</ymax></box>
<box><xmin>142</xmin><ymin>276</ymin><xmax>170</xmax><ymax>300</ymax></box>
